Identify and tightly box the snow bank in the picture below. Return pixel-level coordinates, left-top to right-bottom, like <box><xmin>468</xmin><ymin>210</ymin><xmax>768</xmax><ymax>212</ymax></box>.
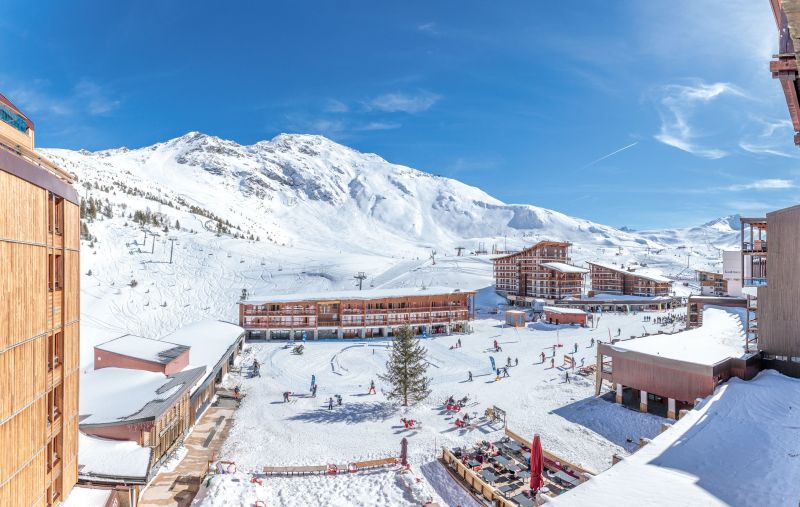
<box><xmin>62</xmin><ymin>486</ymin><xmax>115</xmax><ymax>507</ymax></box>
<box><xmin>551</xmin><ymin>370</ymin><xmax>800</xmax><ymax>506</ymax></box>
<box><xmin>80</xmin><ymin>367</ymin><xmax>178</xmax><ymax>424</ymax></box>
<box><xmin>95</xmin><ymin>334</ymin><xmax>187</xmax><ymax>363</ymax></box>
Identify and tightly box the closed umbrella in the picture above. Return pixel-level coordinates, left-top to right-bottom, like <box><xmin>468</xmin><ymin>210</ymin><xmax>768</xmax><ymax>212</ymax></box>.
<box><xmin>530</xmin><ymin>434</ymin><xmax>544</xmax><ymax>492</ymax></box>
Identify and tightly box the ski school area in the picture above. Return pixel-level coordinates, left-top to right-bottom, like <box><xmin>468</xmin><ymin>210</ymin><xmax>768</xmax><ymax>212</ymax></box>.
<box><xmin>192</xmin><ymin>310</ymin><xmax>676</xmax><ymax>506</ymax></box>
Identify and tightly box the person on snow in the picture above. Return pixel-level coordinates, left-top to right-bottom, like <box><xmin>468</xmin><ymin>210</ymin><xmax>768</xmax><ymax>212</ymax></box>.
<box><xmin>590</xmin><ymin>337</ymin><xmax>595</xmax><ymax>347</ymax></box>
<box><xmin>234</xmin><ymin>386</ymin><xmax>241</xmax><ymax>399</ymax></box>
<box><xmin>335</xmin><ymin>394</ymin><xmax>342</xmax><ymax>406</ymax></box>
<box><xmin>580</xmin><ymin>357</ymin><xmax>586</xmax><ymax>367</ymax></box>
<box><xmin>515</xmin><ymin>357</ymin><xmax>519</xmax><ymax>366</ymax></box>
<box><xmin>468</xmin><ymin>371</ymin><xmax>473</xmax><ymax>382</ymax></box>
<box><xmin>311</xmin><ymin>384</ymin><xmax>317</xmax><ymax>398</ymax></box>
<box><xmin>540</xmin><ymin>351</ymin><xmax>546</xmax><ymax>363</ymax></box>
<box><xmin>565</xmin><ymin>372</ymin><xmax>570</xmax><ymax>383</ymax></box>
<box><xmin>502</xmin><ymin>367</ymin><xmax>510</xmax><ymax>378</ymax></box>
<box><xmin>574</xmin><ymin>343</ymin><xmax>578</xmax><ymax>353</ymax></box>
<box><xmin>493</xmin><ymin>339</ymin><xmax>498</xmax><ymax>350</ymax></box>
<box><xmin>368</xmin><ymin>380</ymin><xmax>376</xmax><ymax>395</ymax></box>
<box><xmin>550</xmin><ymin>357</ymin><xmax>555</xmax><ymax>368</ymax></box>
<box><xmin>283</xmin><ymin>391</ymin><xmax>291</xmax><ymax>403</ymax></box>
<box><xmin>457</xmin><ymin>338</ymin><xmax>462</xmax><ymax>348</ymax></box>
<box><xmin>328</xmin><ymin>397</ymin><xmax>334</xmax><ymax>410</ymax></box>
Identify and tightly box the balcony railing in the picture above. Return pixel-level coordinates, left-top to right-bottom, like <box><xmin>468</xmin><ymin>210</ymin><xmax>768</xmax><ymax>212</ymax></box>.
<box><xmin>744</xmin><ymin>277</ymin><xmax>768</xmax><ymax>287</ymax></box>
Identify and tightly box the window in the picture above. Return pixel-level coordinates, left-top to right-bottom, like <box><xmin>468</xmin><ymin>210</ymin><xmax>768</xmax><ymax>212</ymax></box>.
<box><xmin>47</xmin><ymin>192</ymin><xmax>64</xmax><ymax>235</ymax></box>
<box><xmin>48</xmin><ymin>254</ymin><xmax>64</xmax><ymax>291</ymax></box>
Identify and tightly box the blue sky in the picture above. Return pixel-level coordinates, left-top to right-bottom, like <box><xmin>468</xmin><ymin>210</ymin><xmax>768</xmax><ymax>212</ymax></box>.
<box><xmin>1</xmin><ymin>1</ymin><xmax>797</xmax><ymax>228</ymax></box>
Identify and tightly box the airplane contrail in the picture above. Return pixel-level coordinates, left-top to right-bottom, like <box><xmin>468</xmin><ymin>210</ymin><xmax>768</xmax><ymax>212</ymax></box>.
<box><xmin>579</xmin><ymin>141</ymin><xmax>639</xmax><ymax>169</ymax></box>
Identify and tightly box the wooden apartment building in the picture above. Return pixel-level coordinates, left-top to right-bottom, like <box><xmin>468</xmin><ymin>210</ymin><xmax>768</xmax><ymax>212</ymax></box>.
<box><xmin>0</xmin><ymin>93</ymin><xmax>80</xmax><ymax>505</ymax></box>
<box><xmin>239</xmin><ymin>287</ymin><xmax>474</xmax><ymax>340</ymax></box>
<box><xmin>587</xmin><ymin>262</ymin><xmax>672</xmax><ymax>297</ymax></box>
<box><xmin>493</xmin><ymin>241</ymin><xmax>587</xmax><ymax>304</ymax></box>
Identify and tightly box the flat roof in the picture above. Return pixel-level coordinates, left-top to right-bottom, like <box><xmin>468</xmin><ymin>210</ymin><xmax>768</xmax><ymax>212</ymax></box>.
<box><xmin>78</xmin><ymin>432</ymin><xmax>151</xmax><ymax>483</ymax></box>
<box><xmin>242</xmin><ymin>286</ymin><xmax>474</xmax><ymax>305</ymax></box>
<box><xmin>607</xmin><ymin>306</ymin><xmax>747</xmax><ymax>366</ymax></box>
<box><xmin>587</xmin><ymin>261</ymin><xmax>672</xmax><ymax>283</ymax></box>
<box><xmin>540</xmin><ymin>262</ymin><xmax>589</xmax><ymax>274</ymax></box>
<box><xmin>95</xmin><ymin>334</ymin><xmax>189</xmax><ymax>365</ymax></box>
<box><xmin>549</xmin><ymin>370</ymin><xmax>800</xmax><ymax>506</ymax></box>
<box><xmin>493</xmin><ymin>240</ymin><xmax>571</xmax><ymax>260</ymax></box>
<box><xmin>80</xmin><ymin>366</ymin><xmax>205</xmax><ymax>426</ymax></box>
<box><xmin>161</xmin><ymin>320</ymin><xmax>244</xmax><ymax>394</ymax></box>
<box><xmin>544</xmin><ymin>306</ymin><xmax>586</xmax><ymax>315</ymax></box>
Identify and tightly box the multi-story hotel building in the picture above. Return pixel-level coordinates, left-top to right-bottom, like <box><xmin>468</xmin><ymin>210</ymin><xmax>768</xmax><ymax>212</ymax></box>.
<box><xmin>493</xmin><ymin>241</ymin><xmax>587</xmax><ymax>304</ymax></box>
<box><xmin>0</xmin><ymin>93</ymin><xmax>80</xmax><ymax>505</ymax></box>
<box><xmin>239</xmin><ymin>287</ymin><xmax>474</xmax><ymax>340</ymax></box>
<box><xmin>587</xmin><ymin>261</ymin><xmax>672</xmax><ymax>297</ymax></box>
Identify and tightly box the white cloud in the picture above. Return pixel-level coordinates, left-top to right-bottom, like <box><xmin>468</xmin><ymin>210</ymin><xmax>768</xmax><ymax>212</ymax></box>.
<box><xmin>74</xmin><ymin>80</ymin><xmax>120</xmax><ymax>115</ymax></box>
<box><xmin>653</xmin><ymin>81</ymin><xmax>743</xmax><ymax>159</ymax></box>
<box><xmin>738</xmin><ymin>118</ymin><xmax>799</xmax><ymax>158</ymax></box>
<box><xmin>323</xmin><ymin>99</ymin><xmax>349</xmax><ymax>113</ymax></box>
<box><xmin>417</xmin><ymin>22</ymin><xmax>438</xmax><ymax>35</ymax></box>
<box><xmin>724</xmin><ymin>179</ymin><xmax>794</xmax><ymax>191</ymax></box>
<box><xmin>356</xmin><ymin>122</ymin><xmax>401</xmax><ymax>131</ymax></box>
<box><xmin>369</xmin><ymin>91</ymin><xmax>440</xmax><ymax>113</ymax></box>
<box><xmin>2</xmin><ymin>77</ymin><xmax>120</xmax><ymax>117</ymax></box>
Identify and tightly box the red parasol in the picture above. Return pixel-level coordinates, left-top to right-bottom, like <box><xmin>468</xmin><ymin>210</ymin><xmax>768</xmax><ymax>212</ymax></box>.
<box><xmin>530</xmin><ymin>434</ymin><xmax>545</xmax><ymax>492</ymax></box>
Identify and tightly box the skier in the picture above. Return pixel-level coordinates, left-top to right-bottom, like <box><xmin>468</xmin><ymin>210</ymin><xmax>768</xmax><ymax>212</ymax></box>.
<box><xmin>515</xmin><ymin>357</ymin><xmax>519</xmax><ymax>366</ymax></box>
<box><xmin>502</xmin><ymin>367</ymin><xmax>510</xmax><ymax>378</ymax></box>
<box><xmin>283</xmin><ymin>391</ymin><xmax>291</xmax><ymax>403</ymax></box>
<box><xmin>493</xmin><ymin>339</ymin><xmax>499</xmax><ymax>350</ymax></box>
<box><xmin>368</xmin><ymin>380</ymin><xmax>376</xmax><ymax>395</ymax></box>
<box><xmin>580</xmin><ymin>357</ymin><xmax>586</xmax><ymax>367</ymax></box>
<box><xmin>311</xmin><ymin>374</ymin><xmax>316</xmax><ymax>390</ymax></box>
<box><xmin>550</xmin><ymin>357</ymin><xmax>555</xmax><ymax>368</ymax></box>
<box><xmin>234</xmin><ymin>386</ymin><xmax>241</xmax><ymax>399</ymax></box>
<box><xmin>507</xmin><ymin>356</ymin><xmax>512</xmax><ymax>367</ymax></box>
<box><xmin>468</xmin><ymin>371</ymin><xmax>473</xmax><ymax>382</ymax></box>
<box><xmin>574</xmin><ymin>343</ymin><xmax>578</xmax><ymax>353</ymax></box>
<box><xmin>335</xmin><ymin>394</ymin><xmax>342</xmax><ymax>406</ymax></box>
<box><xmin>540</xmin><ymin>351</ymin><xmax>545</xmax><ymax>364</ymax></box>
<box><xmin>457</xmin><ymin>338</ymin><xmax>462</xmax><ymax>348</ymax></box>
<box><xmin>565</xmin><ymin>372</ymin><xmax>570</xmax><ymax>383</ymax></box>
<box><xmin>328</xmin><ymin>397</ymin><xmax>334</xmax><ymax>410</ymax></box>
<box><xmin>311</xmin><ymin>384</ymin><xmax>318</xmax><ymax>398</ymax></box>
<box><xmin>617</xmin><ymin>328</ymin><xmax>621</xmax><ymax>337</ymax></box>
<box><xmin>590</xmin><ymin>337</ymin><xmax>595</xmax><ymax>347</ymax></box>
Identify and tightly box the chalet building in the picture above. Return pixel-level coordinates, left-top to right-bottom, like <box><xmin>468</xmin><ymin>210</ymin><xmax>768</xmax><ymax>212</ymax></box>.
<box><xmin>587</xmin><ymin>262</ymin><xmax>672</xmax><ymax>297</ymax></box>
<box><xmin>752</xmin><ymin>205</ymin><xmax>800</xmax><ymax>377</ymax></box>
<box><xmin>696</xmin><ymin>270</ymin><xmax>727</xmax><ymax>296</ymax></box>
<box><xmin>239</xmin><ymin>287</ymin><xmax>474</xmax><ymax>340</ymax></box>
<box><xmin>597</xmin><ymin>306</ymin><xmax>759</xmax><ymax>419</ymax></box>
<box><xmin>0</xmin><ymin>93</ymin><xmax>80</xmax><ymax>506</ymax></box>
<box><xmin>77</xmin><ymin>321</ymin><xmax>244</xmax><ymax>503</ymax></box>
<box><xmin>493</xmin><ymin>241</ymin><xmax>587</xmax><ymax>304</ymax></box>
<box><xmin>741</xmin><ymin>217</ymin><xmax>767</xmax><ymax>355</ymax></box>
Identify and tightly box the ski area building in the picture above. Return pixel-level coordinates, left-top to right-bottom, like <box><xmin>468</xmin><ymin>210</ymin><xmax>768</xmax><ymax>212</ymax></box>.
<box><xmin>76</xmin><ymin>321</ymin><xmax>244</xmax><ymax>504</ymax></box>
<box><xmin>686</xmin><ymin>295</ymin><xmax>746</xmax><ymax>329</ymax></box>
<box><xmin>239</xmin><ymin>286</ymin><xmax>475</xmax><ymax>340</ymax></box>
<box><xmin>543</xmin><ymin>306</ymin><xmax>587</xmax><ymax>327</ymax></box>
<box><xmin>587</xmin><ymin>262</ymin><xmax>672</xmax><ymax>297</ymax></box>
<box><xmin>0</xmin><ymin>93</ymin><xmax>80</xmax><ymax>506</ymax></box>
<box><xmin>493</xmin><ymin>241</ymin><xmax>587</xmax><ymax>304</ymax></box>
<box><xmin>596</xmin><ymin>306</ymin><xmax>759</xmax><ymax>419</ymax></box>
<box><xmin>696</xmin><ymin>270</ymin><xmax>727</xmax><ymax>296</ymax></box>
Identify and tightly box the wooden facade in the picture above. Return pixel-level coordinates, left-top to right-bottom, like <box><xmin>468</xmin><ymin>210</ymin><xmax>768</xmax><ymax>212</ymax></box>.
<box><xmin>493</xmin><ymin>241</ymin><xmax>585</xmax><ymax>303</ymax></box>
<box><xmin>588</xmin><ymin>262</ymin><xmax>672</xmax><ymax>297</ymax></box>
<box><xmin>758</xmin><ymin>204</ymin><xmax>800</xmax><ymax>377</ymax></box>
<box><xmin>0</xmin><ymin>95</ymin><xmax>79</xmax><ymax>507</ymax></box>
<box><xmin>686</xmin><ymin>296</ymin><xmax>746</xmax><ymax>329</ymax></box>
<box><xmin>240</xmin><ymin>289</ymin><xmax>474</xmax><ymax>340</ymax></box>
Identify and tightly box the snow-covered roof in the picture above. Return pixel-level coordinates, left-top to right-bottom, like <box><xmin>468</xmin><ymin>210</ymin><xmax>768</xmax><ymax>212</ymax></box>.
<box><xmin>549</xmin><ymin>370</ymin><xmax>800</xmax><ymax>506</ymax></box>
<box><xmin>242</xmin><ymin>286</ymin><xmax>473</xmax><ymax>305</ymax></box>
<box><xmin>162</xmin><ymin>320</ymin><xmax>244</xmax><ymax>393</ymax></box>
<box><xmin>544</xmin><ymin>306</ymin><xmax>586</xmax><ymax>315</ymax></box>
<box><xmin>95</xmin><ymin>334</ymin><xmax>189</xmax><ymax>364</ymax></box>
<box><xmin>609</xmin><ymin>306</ymin><xmax>747</xmax><ymax>366</ymax></box>
<box><xmin>80</xmin><ymin>366</ymin><xmax>204</xmax><ymax>426</ymax></box>
<box><xmin>540</xmin><ymin>262</ymin><xmax>588</xmax><ymax>274</ymax></box>
<box><xmin>78</xmin><ymin>432</ymin><xmax>152</xmax><ymax>482</ymax></box>
<box><xmin>62</xmin><ymin>485</ymin><xmax>115</xmax><ymax>507</ymax></box>
<box><xmin>562</xmin><ymin>293</ymin><xmax>676</xmax><ymax>303</ymax></box>
<box><xmin>588</xmin><ymin>261</ymin><xmax>672</xmax><ymax>283</ymax></box>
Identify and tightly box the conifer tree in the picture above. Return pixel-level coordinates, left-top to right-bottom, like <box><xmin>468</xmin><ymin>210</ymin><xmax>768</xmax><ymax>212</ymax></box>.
<box><xmin>379</xmin><ymin>325</ymin><xmax>431</xmax><ymax>406</ymax></box>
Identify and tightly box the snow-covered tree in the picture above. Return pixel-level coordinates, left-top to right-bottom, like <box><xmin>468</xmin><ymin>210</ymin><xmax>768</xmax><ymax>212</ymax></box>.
<box><xmin>379</xmin><ymin>325</ymin><xmax>431</xmax><ymax>406</ymax></box>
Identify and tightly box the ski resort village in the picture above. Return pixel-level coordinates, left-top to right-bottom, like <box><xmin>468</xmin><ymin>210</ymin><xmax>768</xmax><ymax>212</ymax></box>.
<box><xmin>3</xmin><ymin>2</ymin><xmax>800</xmax><ymax>507</ymax></box>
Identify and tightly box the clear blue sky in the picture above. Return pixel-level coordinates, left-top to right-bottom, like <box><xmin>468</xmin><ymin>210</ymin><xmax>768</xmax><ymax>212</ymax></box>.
<box><xmin>2</xmin><ymin>1</ymin><xmax>796</xmax><ymax>228</ymax></box>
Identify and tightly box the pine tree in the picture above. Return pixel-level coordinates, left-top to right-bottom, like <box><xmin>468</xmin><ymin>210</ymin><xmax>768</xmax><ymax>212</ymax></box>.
<box><xmin>379</xmin><ymin>325</ymin><xmax>432</xmax><ymax>406</ymax></box>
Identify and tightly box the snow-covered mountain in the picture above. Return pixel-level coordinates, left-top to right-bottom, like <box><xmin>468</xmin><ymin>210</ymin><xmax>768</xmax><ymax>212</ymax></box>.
<box><xmin>40</xmin><ymin>133</ymin><xmax>738</xmax><ymax>364</ymax></box>
<box><xmin>44</xmin><ymin>132</ymin><xmax>736</xmax><ymax>256</ymax></box>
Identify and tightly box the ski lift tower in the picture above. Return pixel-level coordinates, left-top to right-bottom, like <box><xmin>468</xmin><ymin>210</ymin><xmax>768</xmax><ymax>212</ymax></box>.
<box><xmin>354</xmin><ymin>272</ymin><xmax>368</xmax><ymax>290</ymax></box>
<box><xmin>455</xmin><ymin>246</ymin><xmax>465</xmax><ymax>257</ymax></box>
